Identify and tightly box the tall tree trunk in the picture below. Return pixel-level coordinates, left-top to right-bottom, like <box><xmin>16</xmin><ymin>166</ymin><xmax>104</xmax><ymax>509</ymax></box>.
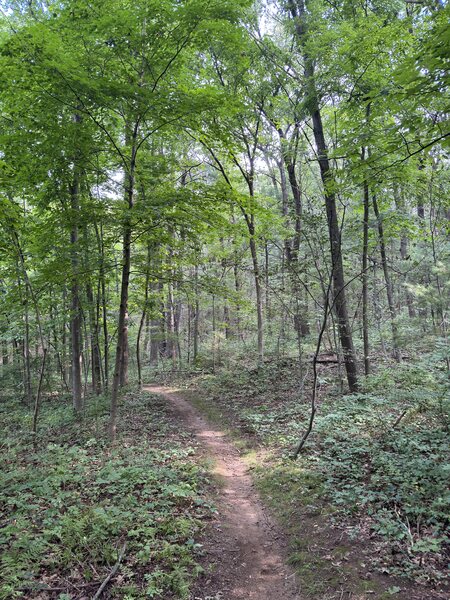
<box><xmin>174</xmin><ymin>278</ymin><xmax>183</xmax><ymax>365</ymax></box>
<box><xmin>149</xmin><ymin>279</ymin><xmax>160</xmax><ymax>365</ymax></box>
<box><xmin>70</xmin><ymin>114</ymin><xmax>83</xmax><ymax>412</ymax></box>
<box><xmin>86</xmin><ymin>280</ymin><xmax>102</xmax><ymax>395</ymax></box>
<box><xmin>283</xmin><ymin>142</ymin><xmax>302</xmax><ymax>262</ymax></box>
<box><xmin>62</xmin><ymin>286</ymin><xmax>68</xmax><ymax>386</ymax></box>
<box><xmin>12</xmin><ymin>338</ymin><xmax>19</xmax><ymax>367</ymax></box>
<box><xmin>2</xmin><ymin>339</ymin><xmax>8</xmax><ymax>366</ymax></box>
<box><xmin>119</xmin><ymin>328</ymin><xmax>129</xmax><ymax>387</ymax></box>
<box><xmin>158</xmin><ymin>282</ymin><xmax>167</xmax><ymax>360</ymax></box>
<box><xmin>166</xmin><ymin>280</ymin><xmax>177</xmax><ymax>365</ymax></box>
<box><xmin>19</xmin><ymin>275</ymin><xmax>32</xmax><ymax>405</ymax></box>
<box><xmin>83</xmin><ymin>223</ymin><xmax>102</xmax><ymax>395</ymax></box>
<box><xmin>282</xmin><ymin>151</ymin><xmax>310</xmax><ymax>338</ymax></box>
<box><xmin>109</xmin><ymin>124</ymin><xmax>138</xmax><ymax>441</ymax></box>
<box><xmin>148</xmin><ymin>257</ymin><xmax>161</xmax><ymax>365</ymax></box>
<box><xmin>25</xmin><ymin>295</ymin><xmax>32</xmax><ymax>404</ymax></box>
<box><xmin>137</xmin><ymin>246</ymin><xmax>150</xmax><ymax>388</ymax></box>
<box><xmin>70</xmin><ymin>207</ymin><xmax>83</xmax><ymax>410</ymax></box>
<box><xmin>110</xmin><ymin>225</ymin><xmax>132</xmax><ymax>440</ymax></box>
<box><xmin>143</xmin><ymin>311</ymin><xmax>150</xmax><ymax>359</ymax></box>
<box><xmin>289</xmin><ymin>0</ymin><xmax>358</xmax><ymax>391</ymax></box>
<box><xmin>428</xmin><ymin>166</ymin><xmax>449</xmax><ymax>369</ymax></box>
<box><xmin>193</xmin><ymin>265</ymin><xmax>200</xmax><ymax>362</ymax></box>
<box><xmin>95</xmin><ymin>223</ymin><xmax>109</xmax><ymax>391</ymax></box>
<box><xmin>50</xmin><ymin>300</ymin><xmax>69</xmax><ymax>391</ymax></box>
<box><xmin>211</xmin><ymin>293</ymin><xmax>216</xmax><ymax>371</ymax></box>
<box><xmin>372</xmin><ymin>194</ymin><xmax>401</xmax><ymax>361</ymax></box>
<box><xmin>187</xmin><ymin>303</ymin><xmax>192</xmax><ymax>365</ymax></box>
<box><xmin>242</xmin><ymin>168</ymin><xmax>264</xmax><ymax>363</ymax></box>
<box><xmin>362</xmin><ymin>148</ymin><xmax>370</xmax><ymax>376</ymax></box>
<box><xmin>248</xmin><ymin>220</ymin><xmax>264</xmax><ymax>363</ymax></box>
<box><xmin>232</xmin><ymin>238</ymin><xmax>242</xmax><ymax>340</ymax></box>
<box><xmin>136</xmin><ymin>304</ymin><xmax>147</xmax><ymax>388</ymax></box>
<box><xmin>394</xmin><ymin>185</ymin><xmax>416</xmax><ymax>318</ymax></box>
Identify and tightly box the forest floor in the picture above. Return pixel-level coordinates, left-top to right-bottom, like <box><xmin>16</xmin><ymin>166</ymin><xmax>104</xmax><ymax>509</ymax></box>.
<box><xmin>0</xmin><ymin>388</ymin><xmax>220</xmax><ymax>600</ymax></box>
<box><xmin>145</xmin><ymin>385</ymin><xmax>300</xmax><ymax>600</ymax></box>
<box><xmin>1</xmin><ymin>353</ymin><xmax>447</xmax><ymax>600</ymax></box>
<box><xmin>148</xmin><ymin>357</ymin><xmax>449</xmax><ymax>600</ymax></box>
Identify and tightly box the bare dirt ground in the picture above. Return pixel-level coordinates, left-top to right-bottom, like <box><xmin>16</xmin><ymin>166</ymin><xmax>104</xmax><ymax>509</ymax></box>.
<box><xmin>144</xmin><ymin>385</ymin><xmax>301</xmax><ymax>600</ymax></box>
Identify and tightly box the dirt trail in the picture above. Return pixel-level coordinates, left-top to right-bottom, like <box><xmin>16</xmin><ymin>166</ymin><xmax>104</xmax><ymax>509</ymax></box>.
<box><xmin>145</xmin><ymin>385</ymin><xmax>300</xmax><ymax>600</ymax></box>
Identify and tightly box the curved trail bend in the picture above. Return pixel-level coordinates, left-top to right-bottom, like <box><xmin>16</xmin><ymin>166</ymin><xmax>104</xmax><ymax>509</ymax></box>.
<box><xmin>144</xmin><ymin>385</ymin><xmax>300</xmax><ymax>600</ymax></box>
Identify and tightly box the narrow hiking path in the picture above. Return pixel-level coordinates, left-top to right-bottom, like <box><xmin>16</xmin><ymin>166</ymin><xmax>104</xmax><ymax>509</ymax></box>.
<box><xmin>144</xmin><ymin>385</ymin><xmax>300</xmax><ymax>600</ymax></box>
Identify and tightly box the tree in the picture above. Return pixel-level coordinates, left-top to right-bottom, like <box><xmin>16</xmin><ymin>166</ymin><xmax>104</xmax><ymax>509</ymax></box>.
<box><xmin>286</xmin><ymin>0</ymin><xmax>358</xmax><ymax>391</ymax></box>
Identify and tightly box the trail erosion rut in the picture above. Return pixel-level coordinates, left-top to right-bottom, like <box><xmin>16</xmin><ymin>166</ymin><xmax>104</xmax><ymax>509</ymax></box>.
<box><xmin>145</xmin><ymin>385</ymin><xmax>300</xmax><ymax>600</ymax></box>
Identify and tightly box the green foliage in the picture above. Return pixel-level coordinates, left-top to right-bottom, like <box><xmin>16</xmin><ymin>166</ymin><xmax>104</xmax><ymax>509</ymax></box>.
<box><xmin>0</xmin><ymin>0</ymin><xmax>449</xmax><ymax>595</ymax></box>
<box><xmin>0</xmin><ymin>392</ymin><xmax>213</xmax><ymax>599</ymax></box>
<box><xmin>194</xmin><ymin>350</ymin><xmax>450</xmax><ymax>586</ymax></box>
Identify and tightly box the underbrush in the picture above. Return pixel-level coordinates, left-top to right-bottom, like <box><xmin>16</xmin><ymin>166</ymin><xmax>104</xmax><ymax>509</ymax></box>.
<box><xmin>190</xmin><ymin>351</ymin><xmax>450</xmax><ymax>594</ymax></box>
<box><xmin>0</xmin><ymin>390</ymin><xmax>214</xmax><ymax>599</ymax></box>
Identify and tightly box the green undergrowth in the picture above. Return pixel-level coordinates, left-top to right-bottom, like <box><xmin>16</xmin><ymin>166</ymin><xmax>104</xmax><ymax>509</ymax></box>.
<box><xmin>0</xmin><ymin>390</ymin><xmax>215</xmax><ymax>599</ymax></box>
<box><xmin>186</xmin><ymin>352</ymin><xmax>450</xmax><ymax>594</ymax></box>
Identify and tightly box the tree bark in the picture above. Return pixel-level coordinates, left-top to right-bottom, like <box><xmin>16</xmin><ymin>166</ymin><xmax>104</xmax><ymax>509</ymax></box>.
<box><xmin>394</xmin><ymin>185</ymin><xmax>416</xmax><ymax>318</ymax></box>
<box><xmin>166</xmin><ymin>279</ymin><xmax>177</xmax><ymax>364</ymax></box>
<box><xmin>119</xmin><ymin>326</ymin><xmax>129</xmax><ymax>387</ymax></box>
<box><xmin>193</xmin><ymin>265</ymin><xmax>200</xmax><ymax>361</ymax></box>
<box><xmin>86</xmin><ymin>279</ymin><xmax>102</xmax><ymax>395</ymax></box>
<box><xmin>149</xmin><ymin>284</ymin><xmax>160</xmax><ymax>366</ymax></box>
<box><xmin>242</xmin><ymin>169</ymin><xmax>264</xmax><ymax>363</ymax></box>
<box><xmin>109</xmin><ymin>124</ymin><xmax>137</xmax><ymax>441</ymax></box>
<box><xmin>362</xmin><ymin>148</ymin><xmax>370</xmax><ymax>376</ymax></box>
<box><xmin>137</xmin><ymin>247</ymin><xmax>150</xmax><ymax>388</ymax></box>
<box><xmin>70</xmin><ymin>113</ymin><xmax>83</xmax><ymax>412</ymax></box>
<box><xmin>2</xmin><ymin>338</ymin><xmax>8</xmax><ymax>366</ymax></box>
<box><xmin>289</xmin><ymin>0</ymin><xmax>358</xmax><ymax>391</ymax></box>
<box><xmin>372</xmin><ymin>194</ymin><xmax>401</xmax><ymax>361</ymax></box>
<box><xmin>248</xmin><ymin>218</ymin><xmax>264</xmax><ymax>363</ymax></box>
<box><xmin>18</xmin><ymin>275</ymin><xmax>33</xmax><ymax>405</ymax></box>
<box><xmin>98</xmin><ymin>224</ymin><xmax>109</xmax><ymax>391</ymax></box>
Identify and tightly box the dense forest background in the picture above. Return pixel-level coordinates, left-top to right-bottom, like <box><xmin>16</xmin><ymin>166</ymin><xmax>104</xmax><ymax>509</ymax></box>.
<box><xmin>0</xmin><ymin>0</ymin><xmax>449</xmax><ymax>598</ymax></box>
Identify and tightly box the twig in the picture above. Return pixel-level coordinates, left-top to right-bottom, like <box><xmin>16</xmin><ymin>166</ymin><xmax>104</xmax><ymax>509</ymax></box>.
<box><xmin>392</xmin><ymin>409</ymin><xmax>408</xmax><ymax>429</ymax></box>
<box><xmin>92</xmin><ymin>543</ymin><xmax>127</xmax><ymax>600</ymax></box>
<box><xmin>292</xmin><ymin>267</ymin><xmax>333</xmax><ymax>458</ymax></box>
